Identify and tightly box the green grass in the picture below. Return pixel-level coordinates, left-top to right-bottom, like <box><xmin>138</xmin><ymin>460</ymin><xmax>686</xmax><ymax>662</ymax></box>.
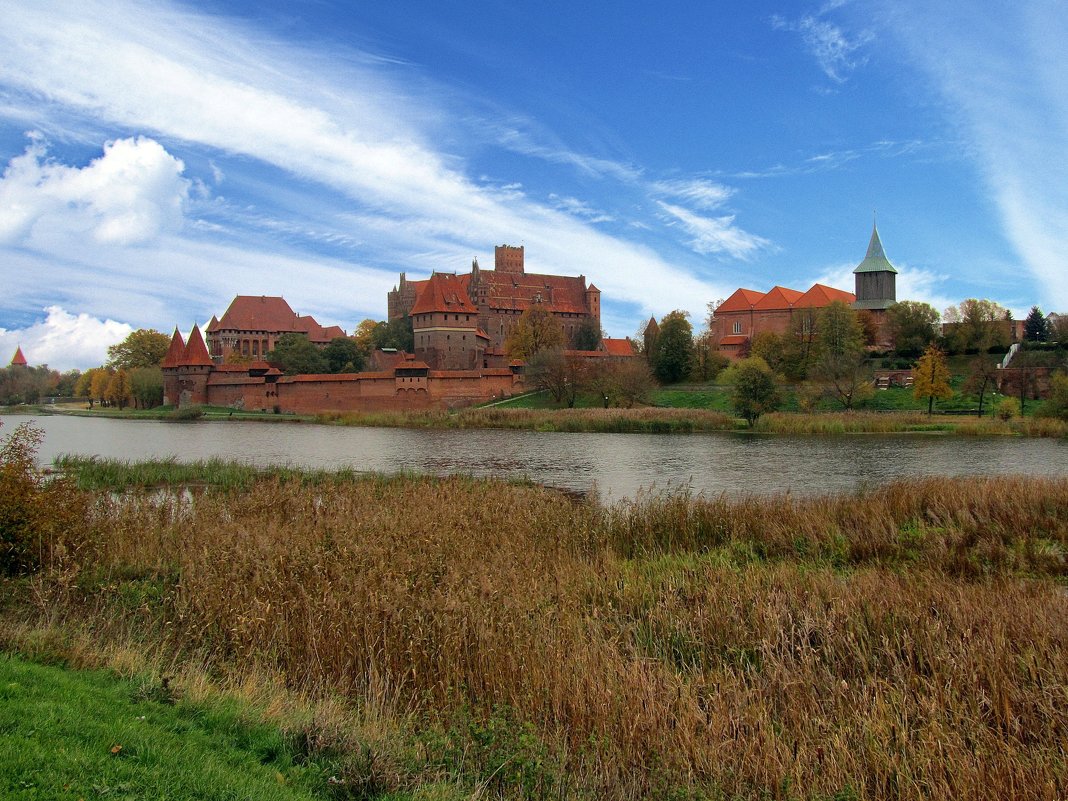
<box><xmin>0</xmin><ymin>653</ymin><xmax>333</xmax><ymax>800</ymax></box>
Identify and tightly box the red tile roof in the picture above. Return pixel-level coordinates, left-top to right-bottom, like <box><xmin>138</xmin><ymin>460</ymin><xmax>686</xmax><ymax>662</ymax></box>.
<box><xmin>602</xmin><ymin>337</ymin><xmax>637</xmax><ymax>356</ymax></box>
<box><xmin>718</xmin><ymin>335</ymin><xmax>749</xmax><ymax>346</ymax></box>
<box><xmin>753</xmin><ymin>286</ymin><xmax>804</xmax><ymax>311</ymax></box>
<box><xmin>475</xmin><ymin>271</ymin><xmax>591</xmax><ymax>315</ymax></box>
<box><xmin>715</xmin><ymin>288</ymin><xmax>765</xmax><ymax>314</ymax></box>
<box><xmin>181</xmin><ymin>325</ymin><xmax>214</xmax><ymax>366</ymax></box>
<box><xmin>213</xmin><ymin>295</ymin><xmax>344</xmax><ymax>343</ymax></box>
<box><xmin>411</xmin><ymin>273</ymin><xmax>479</xmax><ymax>315</ymax></box>
<box><xmin>161</xmin><ymin>329</ymin><xmax>186</xmax><ymax>368</ymax></box>
<box><xmin>10</xmin><ymin>346</ymin><xmax>27</xmax><ymax>366</ymax></box>
<box><xmin>794</xmin><ymin>283</ymin><xmax>856</xmax><ymax>308</ymax></box>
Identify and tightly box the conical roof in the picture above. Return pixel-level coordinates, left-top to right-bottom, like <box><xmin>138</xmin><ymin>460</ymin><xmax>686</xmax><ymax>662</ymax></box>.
<box><xmin>181</xmin><ymin>324</ymin><xmax>214</xmax><ymax>366</ymax></box>
<box><xmin>161</xmin><ymin>328</ymin><xmax>186</xmax><ymax>368</ymax></box>
<box><xmin>854</xmin><ymin>224</ymin><xmax>898</xmax><ymax>274</ymax></box>
<box><xmin>10</xmin><ymin>346</ymin><xmax>27</xmax><ymax>366</ymax></box>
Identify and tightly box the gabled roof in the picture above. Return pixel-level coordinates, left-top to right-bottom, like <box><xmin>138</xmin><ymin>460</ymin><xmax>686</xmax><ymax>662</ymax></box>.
<box><xmin>161</xmin><ymin>328</ymin><xmax>186</xmax><ymax>368</ymax></box>
<box><xmin>181</xmin><ymin>325</ymin><xmax>214</xmax><ymax>367</ymax></box>
<box><xmin>854</xmin><ymin>224</ymin><xmax>898</xmax><ymax>274</ymax></box>
<box><xmin>602</xmin><ymin>337</ymin><xmax>637</xmax><ymax>356</ymax></box>
<box><xmin>205</xmin><ymin>315</ymin><xmax>220</xmax><ymax>333</ymax></box>
<box><xmin>794</xmin><ymin>283</ymin><xmax>856</xmax><ymax>309</ymax></box>
<box><xmin>715</xmin><ymin>288</ymin><xmax>766</xmax><ymax>314</ymax></box>
<box><xmin>411</xmin><ymin>273</ymin><xmax>479</xmax><ymax>315</ymax></box>
<box><xmin>474</xmin><ymin>270</ymin><xmax>590</xmax><ymax>314</ymax></box>
<box><xmin>753</xmin><ymin>286</ymin><xmax>804</xmax><ymax>311</ymax></box>
<box><xmin>10</xmin><ymin>346</ymin><xmax>27</xmax><ymax>366</ymax></box>
<box><xmin>213</xmin><ymin>295</ymin><xmax>344</xmax><ymax>342</ymax></box>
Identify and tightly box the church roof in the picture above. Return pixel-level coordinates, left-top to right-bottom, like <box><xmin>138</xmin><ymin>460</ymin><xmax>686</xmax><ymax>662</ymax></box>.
<box><xmin>794</xmin><ymin>283</ymin><xmax>856</xmax><ymax>308</ymax></box>
<box><xmin>10</xmin><ymin>346</ymin><xmax>27</xmax><ymax>366</ymax></box>
<box><xmin>475</xmin><ymin>269</ymin><xmax>591</xmax><ymax>314</ymax></box>
<box><xmin>161</xmin><ymin>328</ymin><xmax>186</xmax><ymax>368</ymax></box>
<box><xmin>716</xmin><ymin>288</ymin><xmax>766</xmax><ymax>313</ymax></box>
<box><xmin>181</xmin><ymin>325</ymin><xmax>214</xmax><ymax>367</ymax></box>
<box><xmin>854</xmin><ymin>224</ymin><xmax>898</xmax><ymax>274</ymax></box>
<box><xmin>411</xmin><ymin>273</ymin><xmax>479</xmax><ymax>315</ymax></box>
<box><xmin>602</xmin><ymin>337</ymin><xmax>637</xmax><ymax>356</ymax></box>
<box><xmin>753</xmin><ymin>286</ymin><xmax>804</xmax><ymax>311</ymax></box>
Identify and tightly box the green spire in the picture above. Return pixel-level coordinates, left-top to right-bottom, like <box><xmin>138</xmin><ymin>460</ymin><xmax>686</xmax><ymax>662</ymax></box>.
<box><xmin>853</xmin><ymin>224</ymin><xmax>898</xmax><ymax>274</ymax></box>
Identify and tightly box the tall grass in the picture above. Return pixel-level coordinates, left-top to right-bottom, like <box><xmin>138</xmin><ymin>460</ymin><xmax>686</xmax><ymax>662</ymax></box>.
<box><xmin>9</xmin><ymin>460</ymin><xmax>1068</xmax><ymax>798</ymax></box>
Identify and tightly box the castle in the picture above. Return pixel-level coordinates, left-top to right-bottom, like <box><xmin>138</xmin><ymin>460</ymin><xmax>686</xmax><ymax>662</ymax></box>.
<box><xmin>205</xmin><ymin>295</ymin><xmax>345</xmax><ymax>362</ymax></box>
<box><xmin>389</xmin><ymin>245</ymin><xmax>601</xmax><ymax>368</ymax></box>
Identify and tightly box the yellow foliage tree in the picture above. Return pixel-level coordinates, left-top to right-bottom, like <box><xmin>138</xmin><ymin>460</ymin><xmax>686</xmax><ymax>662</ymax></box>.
<box><xmin>913</xmin><ymin>344</ymin><xmax>953</xmax><ymax>415</ymax></box>
<box><xmin>504</xmin><ymin>306</ymin><xmax>564</xmax><ymax>361</ymax></box>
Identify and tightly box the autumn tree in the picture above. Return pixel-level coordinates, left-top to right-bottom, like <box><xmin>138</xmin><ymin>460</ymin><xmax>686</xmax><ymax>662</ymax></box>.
<box><xmin>731</xmin><ymin>358</ymin><xmax>780</xmax><ymax>427</ymax></box>
<box><xmin>689</xmin><ymin>330</ymin><xmax>729</xmax><ymax>382</ymax></box>
<box><xmin>105</xmin><ymin>368</ymin><xmax>132</xmax><ymax>410</ymax></box>
<box><xmin>129</xmin><ymin>367</ymin><xmax>164</xmax><ymax>409</ymax></box>
<box><xmin>885</xmin><ymin>301</ymin><xmax>940</xmax><ymax>357</ymax></box>
<box><xmin>913</xmin><ymin>344</ymin><xmax>953</xmax><ymax>415</ymax></box>
<box><xmin>528</xmin><ymin>348</ymin><xmax>587</xmax><ymax>407</ymax></box>
<box><xmin>107</xmin><ymin>329</ymin><xmax>171</xmax><ymax>369</ymax></box>
<box><xmin>1023</xmin><ymin>306</ymin><xmax>1050</xmax><ymax>342</ymax></box>
<box><xmin>505</xmin><ymin>306</ymin><xmax>564</xmax><ymax>361</ymax></box>
<box><xmin>89</xmin><ymin>368</ymin><xmax>113</xmax><ymax>407</ymax></box>
<box><xmin>606</xmin><ymin>359</ymin><xmax>656</xmax><ymax>407</ymax></box>
<box><xmin>648</xmin><ymin>310</ymin><xmax>693</xmax><ymax>384</ymax></box>
<box><xmin>944</xmin><ymin>299</ymin><xmax>1009</xmax><ymax>353</ymax></box>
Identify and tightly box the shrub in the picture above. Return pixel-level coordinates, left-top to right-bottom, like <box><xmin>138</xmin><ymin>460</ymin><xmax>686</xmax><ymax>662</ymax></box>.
<box><xmin>169</xmin><ymin>405</ymin><xmax>204</xmax><ymax>421</ymax></box>
<box><xmin>995</xmin><ymin>396</ymin><xmax>1021</xmax><ymax>420</ymax></box>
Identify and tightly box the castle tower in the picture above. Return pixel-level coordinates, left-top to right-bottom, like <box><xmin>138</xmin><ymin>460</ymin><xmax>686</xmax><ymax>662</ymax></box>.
<box><xmin>162</xmin><ymin>325</ymin><xmax>214</xmax><ymax>408</ymax></box>
<box><xmin>9</xmin><ymin>346</ymin><xmax>27</xmax><ymax>367</ymax></box>
<box><xmin>852</xmin><ymin>223</ymin><xmax>898</xmax><ymax>312</ymax></box>
<box><xmin>411</xmin><ymin>273</ymin><xmax>485</xmax><ymax>370</ymax></box>
<box><xmin>494</xmin><ymin>244</ymin><xmax>524</xmax><ymax>274</ymax></box>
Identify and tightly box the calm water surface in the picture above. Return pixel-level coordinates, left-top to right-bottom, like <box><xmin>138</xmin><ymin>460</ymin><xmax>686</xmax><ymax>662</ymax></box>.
<box><xmin>4</xmin><ymin>413</ymin><xmax>1066</xmax><ymax>501</ymax></box>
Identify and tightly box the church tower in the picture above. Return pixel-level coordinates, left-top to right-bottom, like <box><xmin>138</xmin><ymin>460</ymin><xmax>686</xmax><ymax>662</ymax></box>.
<box><xmin>852</xmin><ymin>223</ymin><xmax>898</xmax><ymax>312</ymax></box>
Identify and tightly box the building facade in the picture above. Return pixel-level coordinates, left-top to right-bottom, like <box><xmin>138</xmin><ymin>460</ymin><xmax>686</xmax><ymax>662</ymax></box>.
<box><xmin>205</xmin><ymin>295</ymin><xmax>345</xmax><ymax>362</ymax></box>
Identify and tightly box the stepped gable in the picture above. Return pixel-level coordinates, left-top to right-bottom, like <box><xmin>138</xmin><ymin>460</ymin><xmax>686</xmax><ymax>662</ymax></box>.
<box><xmin>181</xmin><ymin>324</ymin><xmax>214</xmax><ymax>366</ymax></box>
<box><xmin>795</xmin><ymin>283</ymin><xmax>856</xmax><ymax>308</ymax></box>
<box><xmin>10</xmin><ymin>346</ymin><xmax>27</xmax><ymax>367</ymax></box>
<box><xmin>753</xmin><ymin>286</ymin><xmax>805</xmax><ymax>311</ymax></box>
<box><xmin>411</xmin><ymin>273</ymin><xmax>478</xmax><ymax>315</ymax></box>
<box><xmin>160</xmin><ymin>328</ymin><xmax>186</xmax><ymax>368</ymax></box>
<box><xmin>715</xmin><ymin>288</ymin><xmax>765</xmax><ymax>313</ymax></box>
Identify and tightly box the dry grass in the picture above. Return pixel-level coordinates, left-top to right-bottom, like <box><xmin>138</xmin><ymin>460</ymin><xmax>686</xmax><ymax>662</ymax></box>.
<box><xmin>5</xmin><ymin>462</ymin><xmax>1068</xmax><ymax>799</ymax></box>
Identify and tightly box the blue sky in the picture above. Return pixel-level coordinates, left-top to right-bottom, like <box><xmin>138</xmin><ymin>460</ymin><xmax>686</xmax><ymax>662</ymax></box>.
<box><xmin>1</xmin><ymin>0</ymin><xmax>1065</xmax><ymax>370</ymax></box>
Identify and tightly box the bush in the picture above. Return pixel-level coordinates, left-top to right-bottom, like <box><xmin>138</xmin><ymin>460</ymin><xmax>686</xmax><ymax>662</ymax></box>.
<box><xmin>995</xmin><ymin>396</ymin><xmax>1021</xmax><ymax>420</ymax></box>
<box><xmin>169</xmin><ymin>405</ymin><xmax>204</xmax><ymax>421</ymax></box>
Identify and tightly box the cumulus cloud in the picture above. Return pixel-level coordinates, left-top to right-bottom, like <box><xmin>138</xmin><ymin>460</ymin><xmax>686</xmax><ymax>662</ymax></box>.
<box><xmin>0</xmin><ymin>306</ymin><xmax>132</xmax><ymax>371</ymax></box>
<box><xmin>0</xmin><ymin>135</ymin><xmax>190</xmax><ymax>246</ymax></box>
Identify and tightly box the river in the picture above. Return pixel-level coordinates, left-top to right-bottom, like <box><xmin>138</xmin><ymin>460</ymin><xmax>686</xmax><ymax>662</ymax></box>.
<box><xmin>3</xmin><ymin>413</ymin><xmax>1066</xmax><ymax>501</ymax></box>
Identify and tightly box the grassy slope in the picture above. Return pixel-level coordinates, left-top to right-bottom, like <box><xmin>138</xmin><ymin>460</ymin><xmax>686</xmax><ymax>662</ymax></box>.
<box><xmin>0</xmin><ymin>654</ymin><xmax>330</xmax><ymax>800</ymax></box>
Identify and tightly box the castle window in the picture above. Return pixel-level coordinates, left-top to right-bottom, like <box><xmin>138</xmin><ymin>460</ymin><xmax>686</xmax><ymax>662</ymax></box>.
<box><xmin>733</xmin><ymin>321</ymin><xmax>742</xmax><ymax>334</ymax></box>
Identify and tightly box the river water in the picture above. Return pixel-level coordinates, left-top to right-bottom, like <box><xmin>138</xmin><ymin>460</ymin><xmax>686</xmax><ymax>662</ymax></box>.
<box><xmin>3</xmin><ymin>413</ymin><xmax>1066</xmax><ymax>501</ymax></box>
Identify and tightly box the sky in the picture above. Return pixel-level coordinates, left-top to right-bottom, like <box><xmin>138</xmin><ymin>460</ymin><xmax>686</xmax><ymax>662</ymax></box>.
<box><xmin>1</xmin><ymin>0</ymin><xmax>1066</xmax><ymax>371</ymax></box>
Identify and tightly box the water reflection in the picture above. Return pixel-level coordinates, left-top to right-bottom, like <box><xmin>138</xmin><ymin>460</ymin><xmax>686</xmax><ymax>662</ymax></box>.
<box><xmin>4</xmin><ymin>414</ymin><xmax>1065</xmax><ymax>501</ymax></box>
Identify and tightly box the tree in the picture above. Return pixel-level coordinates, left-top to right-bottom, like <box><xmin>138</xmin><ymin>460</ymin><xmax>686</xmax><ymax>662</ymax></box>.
<box><xmin>606</xmin><ymin>359</ymin><xmax>656</xmax><ymax>407</ymax></box>
<box><xmin>528</xmin><ymin>348</ymin><xmax>587</xmax><ymax>407</ymax></box>
<box><xmin>505</xmin><ymin>306</ymin><xmax>564</xmax><ymax>361</ymax></box>
<box><xmin>370</xmin><ymin>316</ymin><xmax>414</xmax><ymax>353</ymax></box>
<box><xmin>1024</xmin><ymin>306</ymin><xmax>1050</xmax><ymax>342</ymax></box>
<box><xmin>573</xmin><ymin>317</ymin><xmax>603</xmax><ymax>351</ymax></box>
<box><xmin>731</xmin><ymin>358</ymin><xmax>780</xmax><ymax>427</ymax></box>
<box><xmin>89</xmin><ymin>368</ymin><xmax>113</xmax><ymax>407</ymax></box>
<box><xmin>648</xmin><ymin>310</ymin><xmax>693</xmax><ymax>384</ymax></box>
<box><xmin>689</xmin><ymin>331</ymin><xmax>729</xmax><ymax>382</ymax></box>
<box><xmin>913</xmin><ymin>344</ymin><xmax>953</xmax><ymax>415</ymax></box>
<box><xmin>105</xmin><ymin>368</ymin><xmax>132</xmax><ymax>410</ymax></box>
<box><xmin>944</xmin><ymin>299</ymin><xmax>1009</xmax><ymax>353</ymax></box>
<box><xmin>811</xmin><ymin>302</ymin><xmax>872</xmax><ymax>409</ymax></box>
<box><xmin>324</xmin><ymin>336</ymin><xmax>365</xmax><ymax>373</ymax></box>
<box><xmin>962</xmin><ymin>356</ymin><xmax>998</xmax><ymax>417</ymax></box>
<box><xmin>1038</xmin><ymin>373</ymin><xmax>1068</xmax><ymax>421</ymax></box>
<box><xmin>885</xmin><ymin>301</ymin><xmax>940</xmax><ymax>357</ymax></box>
<box><xmin>129</xmin><ymin>367</ymin><xmax>164</xmax><ymax>409</ymax></box>
<box><xmin>106</xmin><ymin>329</ymin><xmax>171</xmax><ymax>369</ymax></box>
<box><xmin>267</xmin><ymin>334</ymin><xmax>329</xmax><ymax>375</ymax></box>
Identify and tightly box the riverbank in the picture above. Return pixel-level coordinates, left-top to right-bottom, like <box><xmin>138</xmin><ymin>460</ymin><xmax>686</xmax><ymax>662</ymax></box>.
<box><xmin>9</xmin><ymin>401</ymin><xmax>1066</xmax><ymax>437</ymax></box>
<box><xmin>3</xmin><ymin>446</ymin><xmax>1067</xmax><ymax>799</ymax></box>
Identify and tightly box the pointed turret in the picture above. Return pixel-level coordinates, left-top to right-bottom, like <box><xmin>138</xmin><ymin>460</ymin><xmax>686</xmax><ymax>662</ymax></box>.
<box><xmin>10</xmin><ymin>346</ymin><xmax>27</xmax><ymax>367</ymax></box>
<box><xmin>161</xmin><ymin>328</ymin><xmax>186</xmax><ymax>368</ymax></box>
<box><xmin>181</xmin><ymin>324</ymin><xmax>214</xmax><ymax>366</ymax></box>
<box><xmin>853</xmin><ymin>223</ymin><xmax>898</xmax><ymax>311</ymax></box>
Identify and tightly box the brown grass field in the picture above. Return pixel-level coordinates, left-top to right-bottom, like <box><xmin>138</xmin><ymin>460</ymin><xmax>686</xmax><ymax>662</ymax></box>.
<box><xmin>2</xmin><ymin>438</ymin><xmax>1067</xmax><ymax>799</ymax></box>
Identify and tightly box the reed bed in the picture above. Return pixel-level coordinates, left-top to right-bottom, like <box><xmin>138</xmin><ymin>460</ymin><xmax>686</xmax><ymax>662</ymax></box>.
<box><xmin>8</xmin><ymin>464</ymin><xmax>1068</xmax><ymax>799</ymax></box>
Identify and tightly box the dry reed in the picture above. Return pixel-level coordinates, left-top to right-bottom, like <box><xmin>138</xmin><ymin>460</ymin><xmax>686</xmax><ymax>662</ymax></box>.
<box><xmin>10</xmin><ymin>469</ymin><xmax>1068</xmax><ymax>799</ymax></box>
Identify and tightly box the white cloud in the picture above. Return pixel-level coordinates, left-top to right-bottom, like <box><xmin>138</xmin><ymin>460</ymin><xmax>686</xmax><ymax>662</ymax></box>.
<box><xmin>548</xmin><ymin>194</ymin><xmax>614</xmax><ymax>223</ymax></box>
<box><xmin>0</xmin><ymin>306</ymin><xmax>132</xmax><ymax>371</ymax></box>
<box><xmin>0</xmin><ymin>135</ymin><xmax>190</xmax><ymax>246</ymax></box>
<box><xmin>656</xmin><ymin>201</ymin><xmax>770</xmax><ymax>260</ymax></box>
<box><xmin>811</xmin><ymin>261</ymin><xmax>957</xmax><ymax>320</ymax></box>
<box><xmin>651</xmin><ymin>178</ymin><xmax>734</xmax><ymax>210</ymax></box>
<box><xmin>771</xmin><ymin>13</ymin><xmax>871</xmax><ymax>83</ymax></box>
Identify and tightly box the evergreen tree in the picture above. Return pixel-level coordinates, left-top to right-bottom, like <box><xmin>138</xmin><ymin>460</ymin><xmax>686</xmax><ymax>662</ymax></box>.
<box><xmin>1023</xmin><ymin>306</ymin><xmax>1049</xmax><ymax>342</ymax></box>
